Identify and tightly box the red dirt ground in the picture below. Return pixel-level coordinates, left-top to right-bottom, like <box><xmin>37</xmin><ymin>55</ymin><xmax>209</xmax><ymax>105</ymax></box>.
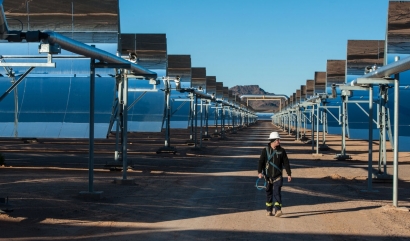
<box><xmin>0</xmin><ymin>121</ymin><xmax>409</xmax><ymax>240</ymax></box>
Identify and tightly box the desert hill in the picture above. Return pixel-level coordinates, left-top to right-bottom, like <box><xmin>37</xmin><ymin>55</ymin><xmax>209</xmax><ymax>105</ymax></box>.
<box><xmin>229</xmin><ymin>85</ymin><xmax>279</xmax><ymax>112</ymax></box>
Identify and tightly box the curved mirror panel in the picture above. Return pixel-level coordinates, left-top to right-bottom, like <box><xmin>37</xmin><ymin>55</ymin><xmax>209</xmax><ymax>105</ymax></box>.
<box><xmin>167</xmin><ymin>55</ymin><xmax>191</xmax><ymax>129</ymax></box>
<box><xmin>386</xmin><ymin>0</ymin><xmax>410</xmax><ymax>151</ymax></box>
<box><xmin>0</xmin><ymin>76</ymin><xmax>114</xmax><ymax>138</ymax></box>
<box><xmin>4</xmin><ymin>0</ymin><xmax>118</xmax><ymax>43</ymax></box>
<box><xmin>325</xmin><ymin>60</ymin><xmax>346</xmax><ymax>135</ymax></box>
<box><xmin>120</xmin><ymin>34</ymin><xmax>167</xmax><ymax>132</ymax></box>
<box><xmin>346</xmin><ymin>40</ymin><xmax>384</xmax><ymax>140</ymax></box>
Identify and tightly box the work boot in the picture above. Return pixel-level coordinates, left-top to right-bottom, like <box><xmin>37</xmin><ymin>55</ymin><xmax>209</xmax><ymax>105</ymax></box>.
<box><xmin>266</xmin><ymin>211</ymin><xmax>273</xmax><ymax>216</ymax></box>
<box><xmin>275</xmin><ymin>210</ymin><xmax>283</xmax><ymax>217</ymax></box>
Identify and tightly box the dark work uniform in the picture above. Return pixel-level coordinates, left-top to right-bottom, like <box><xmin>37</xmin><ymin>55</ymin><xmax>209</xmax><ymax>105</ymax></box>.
<box><xmin>258</xmin><ymin>144</ymin><xmax>291</xmax><ymax>213</ymax></box>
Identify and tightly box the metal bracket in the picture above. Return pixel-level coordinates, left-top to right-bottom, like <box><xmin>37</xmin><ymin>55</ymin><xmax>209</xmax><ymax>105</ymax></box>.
<box><xmin>356</xmin><ymin>78</ymin><xmax>394</xmax><ymax>85</ymax></box>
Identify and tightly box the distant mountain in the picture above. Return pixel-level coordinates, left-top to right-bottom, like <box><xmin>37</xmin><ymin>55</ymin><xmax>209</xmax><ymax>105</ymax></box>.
<box><xmin>230</xmin><ymin>85</ymin><xmax>270</xmax><ymax>95</ymax></box>
<box><xmin>229</xmin><ymin>85</ymin><xmax>279</xmax><ymax>112</ymax></box>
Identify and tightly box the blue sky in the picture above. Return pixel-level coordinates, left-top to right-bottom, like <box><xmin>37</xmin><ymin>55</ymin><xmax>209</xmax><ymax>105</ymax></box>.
<box><xmin>120</xmin><ymin>0</ymin><xmax>388</xmax><ymax>97</ymax></box>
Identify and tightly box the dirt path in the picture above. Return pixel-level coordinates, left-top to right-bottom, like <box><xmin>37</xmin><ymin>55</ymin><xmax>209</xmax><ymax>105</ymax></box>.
<box><xmin>0</xmin><ymin>121</ymin><xmax>409</xmax><ymax>240</ymax></box>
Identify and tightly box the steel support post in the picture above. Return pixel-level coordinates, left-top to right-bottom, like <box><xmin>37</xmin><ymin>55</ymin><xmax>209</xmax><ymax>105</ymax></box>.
<box><xmin>341</xmin><ymin>96</ymin><xmax>348</xmax><ymax>156</ymax></box>
<box><xmin>323</xmin><ymin>106</ymin><xmax>326</xmax><ymax>144</ymax></box>
<box><xmin>298</xmin><ymin>111</ymin><xmax>302</xmax><ymax>138</ymax></box>
<box><xmin>311</xmin><ymin>106</ymin><xmax>315</xmax><ymax>152</ymax></box>
<box><xmin>232</xmin><ymin>109</ymin><xmax>237</xmax><ymax>134</ymax></box>
<box><xmin>336</xmin><ymin>94</ymin><xmax>351</xmax><ymax>160</ymax></box>
<box><xmin>113</xmin><ymin>77</ymin><xmax>123</xmax><ymax>162</ymax></box>
<box><xmin>296</xmin><ymin>107</ymin><xmax>300</xmax><ymax>141</ymax></box>
<box><xmin>393</xmin><ymin>66</ymin><xmax>399</xmax><ymax>207</ymax></box>
<box><xmin>366</xmin><ymin>86</ymin><xmax>374</xmax><ymax>191</ymax></box>
<box><xmin>122</xmin><ymin>70</ymin><xmax>128</xmax><ymax>179</ymax></box>
<box><xmin>214</xmin><ymin>103</ymin><xmax>219</xmax><ymax>135</ymax></box>
<box><xmin>282</xmin><ymin>115</ymin><xmax>285</xmax><ymax>131</ymax></box>
<box><xmin>204</xmin><ymin>100</ymin><xmax>209</xmax><ymax>138</ymax></box>
<box><xmin>13</xmin><ymin>81</ymin><xmax>18</xmax><ymax>137</ymax></box>
<box><xmin>194</xmin><ymin>94</ymin><xmax>198</xmax><ymax>148</ymax></box>
<box><xmin>316</xmin><ymin>103</ymin><xmax>320</xmax><ymax>155</ymax></box>
<box><xmin>165</xmin><ymin>80</ymin><xmax>171</xmax><ymax>147</ymax></box>
<box><xmin>302</xmin><ymin>108</ymin><xmax>305</xmax><ymax>138</ymax></box>
<box><xmin>221</xmin><ymin>105</ymin><xmax>225</xmax><ymax>138</ymax></box>
<box><xmin>319</xmin><ymin>103</ymin><xmax>329</xmax><ymax>151</ymax></box>
<box><xmin>189</xmin><ymin>94</ymin><xmax>194</xmax><ymax>141</ymax></box>
<box><xmin>115</xmin><ymin>106</ymin><xmax>120</xmax><ymax>161</ymax></box>
<box><xmin>284</xmin><ymin>114</ymin><xmax>286</xmax><ymax>132</ymax></box>
<box><xmin>288</xmin><ymin>111</ymin><xmax>291</xmax><ymax>135</ymax></box>
<box><xmin>200</xmin><ymin>99</ymin><xmax>203</xmax><ymax>147</ymax></box>
<box><xmin>378</xmin><ymin>86</ymin><xmax>388</xmax><ymax>175</ymax></box>
<box><xmin>156</xmin><ymin>78</ymin><xmax>177</xmax><ymax>154</ymax></box>
<box><xmin>88</xmin><ymin>58</ymin><xmax>95</xmax><ymax>193</ymax></box>
<box><xmin>342</xmin><ymin>96</ymin><xmax>347</xmax><ymax>156</ymax></box>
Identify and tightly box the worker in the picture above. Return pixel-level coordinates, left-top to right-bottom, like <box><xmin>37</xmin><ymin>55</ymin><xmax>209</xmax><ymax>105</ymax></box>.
<box><xmin>257</xmin><ymin>131</ymin><xmax>292</xmax><ymax>217</ymax></box>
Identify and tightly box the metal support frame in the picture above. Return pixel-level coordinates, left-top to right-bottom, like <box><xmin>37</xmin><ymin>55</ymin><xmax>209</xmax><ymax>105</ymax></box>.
<box><xmin>213</xmin><ymin>103</ymin><xmax>220</xmax><ymax>136</ymax></box>
<box><xmin>393</xmin><ymin>70</ymin><xmax>399</xmax><ymax>207</ymax></box>
<box><xmin>186</xmin><ymin>93</ymin><xmax>195</xmax><ymax>145</ymax></box>
<box><xmin>288</xmin><ymin>110</ymin><xmax>291</xmax><ymax>135</ymax></box>
<box><xmin>366</xmin><ymin>85</ymin><xmax>374</xmax><ymax>191</ymax></box>
<box><xmin>274</xmin><ymin>52</ymin><xmax>408</xmax><ymax>207</ymax></box>
<box><xmin>187</xmin><ymin>93</ymin><xmax>202</xmax><ymax>149</ymax></box>
<box><xmin>86</xmin><ymin>59</ymin><xmax>132</xmax><ymax>193</ymax></box>
<box><xmin>220</xmin><ymin>104</ymin><xmax>226</xmax><ymax>139</ymax></box>
<box><xmin>193</xmin><ymin>94</ymin><xmax>199</xmax><ymax>148</ymax></box>
<box><xmin>316</xmin><ymin>100</ymin><xmax>320</xmax><ymax>155</ymax></box>
<box><xmin>296</xmin><ymin>106</ymin><xmax>300</xmax><ymax>141</ymax></box>
<box><xmin>300</xmin><ymin>108</ymin><xmax>310</xmax><ymax>141</ymax></box>
<box><xmin>226</xmin><ymin>106</ymin><xmax>232</xmax><ymax>133</ymax></box>
<box><xmin>319</xmin><ymin>101</ymin><xmax>330</xmax><ymax>151</ymax></box>
<box><xmin>323</xmin><ymin>106</ymin><xmax>341</xmax><ymax>124</ymax></box>
<box><xmin>311</xmin><ymin>105</ymin><xmax>315</xmax><ymax>152</ymax></box>
<box><xmin>335</xmin><ymin>94</ymin><xmax>351</xmax><ymax>161</ymax></box>
<box><xmin>157</xmin><ymin>77</ymin><xmax>177</xmax><ymax>154</ymax></box>
<box><xmin>88</xmin><ymin>59</ymin><xmax>96</xmax><ymax>190</ymax></box>
<box><xmin>203</xmin><ymin>100</ymin><xmax>211</xmax><ymax>140</ymax></box>
<box><xmin>346</xmin><ymin>78</ymin><xmax>396</xmax><ymax>192</ymax></box>
<box><xmin>335</xmin><ymin>85</ymin><xmax>368</xmax><ymax>161</ymax></box>
<box><xmin>92</xmin><ymin>63</ymin><xmax>131</xmax><ymax>177</ymax></box>
<box><xmin>240</xmin><ymin>94</ymin><xmax>288</xmax><ymax>112</ymax></box>
<box><xmin>231</xmin><ymin>108</ymin><xmax>237</xmax><ymax>134</ymax></box>
<box><xmin>199</xmin><ymin>98</ymin><xmax>204</xmax><ymax>147</ymax></box>
<box><xmin>0</xmin><ymin>54</ymin><xmax>56</xmax><ymax>137</ymax></box>
<box><xmin>376</xmin><ymin>85</ymin><xmax>393</xmax><ymax>180</ymax></box>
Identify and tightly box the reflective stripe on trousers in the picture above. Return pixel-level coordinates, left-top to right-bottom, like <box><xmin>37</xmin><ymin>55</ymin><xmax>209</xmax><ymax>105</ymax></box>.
<box><xmin>265</xmin><ymin>176</ymin><xmax>283</xmax><ymax>212</ymax></box>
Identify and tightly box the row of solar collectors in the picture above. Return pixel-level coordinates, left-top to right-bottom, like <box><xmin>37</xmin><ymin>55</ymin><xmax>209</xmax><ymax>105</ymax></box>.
<box><xmin>0</xmin><ymin>0</ymin><xmax>254</xmax><ymax>138</ymax></box>
<box><xmin>273</xmin><ymin>0</ymin><xmax>410</xmax><ymax>151</ymax></box>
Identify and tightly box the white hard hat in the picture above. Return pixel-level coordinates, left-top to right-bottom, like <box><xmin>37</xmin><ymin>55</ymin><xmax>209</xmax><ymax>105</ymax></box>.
<box><xmin>268</xmin><ymin>131</ymin><xmax>281</xmax><ymax>140</ymax></box>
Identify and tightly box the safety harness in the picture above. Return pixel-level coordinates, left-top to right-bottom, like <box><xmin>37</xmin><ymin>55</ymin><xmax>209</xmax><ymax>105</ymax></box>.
<box><xmin>265</xmin><ymin>147</ymin><xmax>282</xmax><ymax>175</ymax></box>
<box><xmin>255</xmin><ymin>147</ymin><xmax>283</xmax><ymax>190</ymax></box>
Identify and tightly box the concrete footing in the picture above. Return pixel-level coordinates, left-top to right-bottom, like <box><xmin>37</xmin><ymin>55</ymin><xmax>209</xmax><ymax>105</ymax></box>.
<box><xmin>304</xmin><ymin>140</ymin><xmax>316</xmax><ymax>145</ymax></box>
<box><xmin>396</xmin><ymin>207</ymin><xmax>410</xmax><ymax>212</ymax></box>
<box><xmin>113</xmin><ymin>178</ymin><xmax>136</xmax><ymax>185</ymax></box>
<box><xmin>79</xmin><ymin>191</ymin><xmax>104</xmax><ymax>200</ymax></box>
<box><xmin>382</xmin><ymin>205</ymin><xmax>410</xmax><ymax>212</ymax></box>
<box><xmin>156</xmin><ymin>146</ymin><xmax>177</xmax><ymax>154</ymax></box>
<box><xmin>0</xmin><ymin>197</ymin><xmax>12</xmax><ymax>213</ymax></box>
<box><xmin>372</xmin><ymin>173</ymin><xmax>393</xmax><ymax>183</ymax></box>
<box><xmin>335</xmin><ymin>154</ymin><xmax>351</xmax><ymax>161</ymax></box>
<box><xmin>319</xmin><ymin>144</ymin><xmax>330</xmax><ymax>151</ymax></box>
<box><xmin>185</xmin><ymin>140</ymin><xmax>195</xmax><ymax>146</ymax></box>
<box><xmin>360</xmin><ymin>189</ymin><xmax>379</xmax><ymax>193</ymax></box>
